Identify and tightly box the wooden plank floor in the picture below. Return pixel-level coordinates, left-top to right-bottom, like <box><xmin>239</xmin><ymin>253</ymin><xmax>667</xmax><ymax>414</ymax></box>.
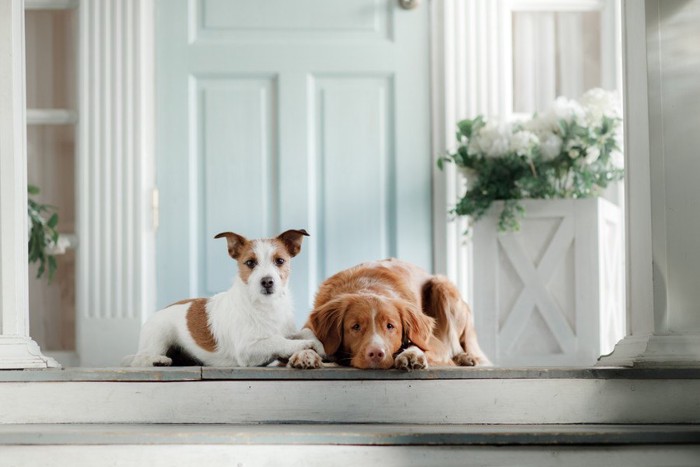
<box><xmin>2</xmin><ymin>424</ymin><xmax>700</xmax><ymax>446</ymax></box>
<box><xmin>1</xmin><ymin>366</ymin><xmax>699</xmax><ymax>382</ymax></box>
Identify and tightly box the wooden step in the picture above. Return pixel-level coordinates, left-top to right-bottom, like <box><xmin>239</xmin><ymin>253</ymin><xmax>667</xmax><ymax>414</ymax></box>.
<box><xmin>1</xmin><ymin>424</ymin><xmax>699</xmax><ymax>467</ymax></box>
<box><xmin>2</xmin><ymin>423</ymin><xmax>700</xmax><ymax>446</ymax></box>
<box><xmin>1</xmin><ymin>367</ymin><xmax>700</xmax><ymax>424</ymax></box>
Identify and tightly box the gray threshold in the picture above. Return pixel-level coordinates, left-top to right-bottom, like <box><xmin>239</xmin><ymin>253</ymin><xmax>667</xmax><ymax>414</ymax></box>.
<box><xmin>1</xmin><ymin>366</ymin><xmax>700</xmax><ymax>382</ymax></box>
<box><xmin>1</xmin><ymin>424</ymin><xmax>700</xmax><ymax>446</ymax></box>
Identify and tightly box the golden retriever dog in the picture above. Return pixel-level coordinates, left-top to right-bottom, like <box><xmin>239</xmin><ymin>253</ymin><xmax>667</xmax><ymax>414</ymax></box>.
<box><xmin>288</xmin><ymin>258</ymin><xmax>490</xmax><ymax>370</ymax></box>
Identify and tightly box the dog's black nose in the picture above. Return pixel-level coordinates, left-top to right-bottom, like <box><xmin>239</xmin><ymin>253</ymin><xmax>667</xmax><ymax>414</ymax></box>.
<box><xmin>261</xmin><ymin>276</ymin><xmax>274</xmax><ymax>290</ymax></box>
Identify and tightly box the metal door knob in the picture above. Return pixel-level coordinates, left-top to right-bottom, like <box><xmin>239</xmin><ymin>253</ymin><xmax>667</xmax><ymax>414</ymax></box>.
<box><xmin>398</xmin><ymin>0</ymin><xmax>420</xmax><ymax>10</ymax></box>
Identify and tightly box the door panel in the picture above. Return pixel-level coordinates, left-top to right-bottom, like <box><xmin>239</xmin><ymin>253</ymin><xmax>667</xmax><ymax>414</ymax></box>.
<box><xmin>197</xmin><ymin>77</ymin><xmax>278</xmax><ymax>295</ymax></box>
<box><xmin>156</xmin><ymin>0</ymin><xmax>431</xmax><ymax>324</ymax></box>
<box><xmin>313</xmin><ymin>76</ymin><xmax>395</xmax><ymax>279</ymax></box>
<box><xmin>192</xmin><ymin>0</ymin><xmax>392</xmax><ymax>43</ymax></box>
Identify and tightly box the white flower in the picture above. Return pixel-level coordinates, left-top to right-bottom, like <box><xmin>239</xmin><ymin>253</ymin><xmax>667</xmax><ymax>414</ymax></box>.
<box><xmin>568</xmin><ymin>148</ymin><xmax>580</xmax><ymax>159</ymax></box>
<box><xmin>580</xmin><ymin>88</ymin><xmax>621</xmax><ymax>124</ymax></box>
<box><xmin>550</xmin><ymin>96</ymin><xmax>585</xmax><ymax>123</ymax></box>
<box><xmin>509</xmin><ymin>130</ymin><xmax>539</xmax><ymax>156</ymax></box>
<box><xmin>540</xmin><ymin>133</ymin><xmax>563</xmax><ymax>160</ymax></box>
<box><xmin>459</xmin><ymin>166</ymin><xmax>478</xmax><ymax>186</ymax></box>
<box><xmin>584</xmin><ymin>146</ymin><xmax>601</xmax><ymax>164</ymax></box>
<box><xmin>44</xmin><ymin>234</ymin><xmax>70</xmax><ymax>255</ymax></box>
<box><xmin>610</xmin><ymin>149</ymin><xmax>624</xmax><ymax>168</ymax></box>
<box><xmin>468</xmin><ymin>122</ymin><xmax>513</xmax><ymax>158</ymax></box>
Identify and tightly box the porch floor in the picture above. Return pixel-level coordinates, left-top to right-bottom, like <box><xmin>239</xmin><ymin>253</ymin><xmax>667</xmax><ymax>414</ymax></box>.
<box><xmin>2</xmin><ymin>423</ymin><xmax>700</xmax><ymax>446</ymax></box>
<box><xmin>1</xmin><ymin>366</ymin><xmax>700</xmax><ymax>382</ymax></box>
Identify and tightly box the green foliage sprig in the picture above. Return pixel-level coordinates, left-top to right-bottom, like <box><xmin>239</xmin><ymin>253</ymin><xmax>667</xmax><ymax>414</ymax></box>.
<box><xmin>27</xmin><ymin>185</ymin><xmax>59</xmax><ymax>281</ymax></box>
<box><xmin>439</xmin><ymin>89</ymin><xmax>625</xmax><ymax>232</ymax></box>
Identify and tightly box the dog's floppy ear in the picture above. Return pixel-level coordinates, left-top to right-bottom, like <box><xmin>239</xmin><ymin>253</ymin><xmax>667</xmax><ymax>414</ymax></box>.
<box><xmin>214</xmin><ymin>232</ymin><xmax>248</xmax><ymax>259</ymax></box>
<box><xmin>276</xmin><ymin>229</ymin><xmax>309</xmax><ymax>257</ymax></box>
<box><xmin>396</xmin><ymin>300</ymin><xmax>435</xmax><ymax>352</ymax></box>
<box><xmin>308</xmin><ymin>296</ymin><xmax>348</xmax><ymax>356</ymax></box>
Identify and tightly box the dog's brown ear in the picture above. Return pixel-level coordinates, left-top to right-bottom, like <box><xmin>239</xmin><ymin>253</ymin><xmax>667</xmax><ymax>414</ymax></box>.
<box><xmin>308</xmin><ymin>296</ymin><xmax>347</xmax><ymax>356</ymax></box>
<box><xmin>396</xmin><ymin>300</ymin><xmax>435</xmax><ymax>352</ymax></box>
<box><xmin>276</xmin><ymin>229</ymin><xmax>309</xmax><ymax>257</ymax></box>
<box><xmin>214</xmin><ymin>232</ymin><xmax>248</xmax><ymax>259</ymax></box>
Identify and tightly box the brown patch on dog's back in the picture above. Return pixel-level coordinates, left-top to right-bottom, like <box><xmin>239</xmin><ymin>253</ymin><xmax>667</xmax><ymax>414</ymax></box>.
<box><xmin>185</xmin><ymin>298</ymin><xmax>217</xmax><ymax>352</ymax></box>
<box><xmin>167</xmin><ymin>298</ymin><xmax>198</xmax><ymax>308</ymax></box>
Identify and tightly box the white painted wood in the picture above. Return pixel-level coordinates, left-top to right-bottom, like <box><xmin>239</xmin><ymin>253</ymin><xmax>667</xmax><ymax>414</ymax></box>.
<box><xmin>77</xmin><ymin>0</ymin><xmax>156</xmax><ymax>366</ymax></box>
<box><xmin>597</xmin><ymin>0</ymin><xmax>700</xmax><ymax>367</ymax></box>
<box><xmin>431</xmin><ymin>0</ymin><xmax>505</xmax><ymax>302</ymax></box>
<box><xmin>0</xmin><ymin>0</ymin><xmax>59</xmax><ymax>369</ymax></box>
<box><xmin>3</xmin><ymin>422</ymin><xmax>700</xmax><ymax>445</ymax></box>
<box><xmin>512</xmin><ymin>12</ymin><xmax>556</xmax><ymax>112</ymax></box>
<box><xmin>645</xmin><ymin>0</ymin><xmax>700</xmax><ymax>333</ymax></box>
<box><xmin>43</xmin><ymin>350</ymin><xmax>80</xmax><ymax>367</ymax></box>
<box><xmin>556</xmin><ymin>13</ymin><xmax>584</xmax><ymax>98</ymax></box>
<box><xmin>1</xmin><ymin>378</ymin><xmax>700</xmax><ymax>424</ymax></box>
<box><xmin>156</xmin><ymin>0</ymin><xmax>432</xmax><ymax>321</ymax></box>
<box><xmin>26</xmin><ymin>109</ymin><xmax>77</xmax><ymax>125</ymax></box>
<box><xmin>501</xmin><ymin>0</ymin><xmax>617</xmax><ymax>117</ymax></box>
<box><xmin>474</xmin><ymin>199</ymin><xmax>624</xmax><ymax>366</ymax></box>
<box><xmin>4</xmin><ymin>445</ymin><xmax>700</xmax><ymax>467</ymax></box>
<box><xmin>24</xmin><ymin>0</ymin><xmax>77</xmax><ymax>9</ymax></box>
<box><xmin>504</xmin><ymin>0</ymin><xmax>604</xmax><ymax>12</ymax></box>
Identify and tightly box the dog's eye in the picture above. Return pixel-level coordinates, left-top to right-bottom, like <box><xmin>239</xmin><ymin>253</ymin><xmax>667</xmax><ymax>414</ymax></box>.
<box><xmin>351</xmin><ymin>324</ymin><xmax>360</xmax><ymax>331</ymax></box>
<box><xmin>387</xmin><ymin>323</ymin><xmax>395</xmax><ymax>330</ymax></box>
<box><xmin>275</xmin><ymin>258</ymin><xmax>285</xmax><ymax>266</ymax></box>
<box><xmin>244</xmin><ymin>259</ymin><xmax>257</xmax><ymax>269</ymax></box>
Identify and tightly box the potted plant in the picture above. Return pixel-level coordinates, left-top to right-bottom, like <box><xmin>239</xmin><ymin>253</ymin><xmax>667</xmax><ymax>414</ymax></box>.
<box><xmin>439</xmin><ymin>89</ymin><xmax>625</xmax><ymax>366</ymax></box>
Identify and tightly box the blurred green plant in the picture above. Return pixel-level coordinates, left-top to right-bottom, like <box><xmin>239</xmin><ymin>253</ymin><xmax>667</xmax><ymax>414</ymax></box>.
<box><xmin>27</xmin><ymin>184</ymin><xmax>59</xmax><ymax>281</ymax></box>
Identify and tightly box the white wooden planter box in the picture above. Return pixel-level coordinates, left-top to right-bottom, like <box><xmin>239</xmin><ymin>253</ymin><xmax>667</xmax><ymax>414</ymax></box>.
<box><xmin>472</xmin><ymin>198</ymin><xmax>625</xmax><ymax>367</ymax></box>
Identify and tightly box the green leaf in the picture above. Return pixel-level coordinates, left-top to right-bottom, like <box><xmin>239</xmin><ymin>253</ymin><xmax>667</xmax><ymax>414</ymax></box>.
<box><xmin>48</xmin><ymin>213</ymin><xmax>58</xmax><ymax>228</ymax></box>
<box><xmin>26</xmin><ymin>184</ymin><xmax>61</xmax><ymax>282</ymax></box>
<box><xmin>457</xmin><ymin>119</ymin><xmax>474</xmax><ymax>139</ymax></box>
<box><xmin>48</xmin><ymin>256</ymin><xmax>57</xmax><ymax>283</ymax></box>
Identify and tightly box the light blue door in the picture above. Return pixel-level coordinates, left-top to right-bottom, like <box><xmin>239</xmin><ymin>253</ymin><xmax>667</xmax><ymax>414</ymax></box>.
<box><xmin>155</xmin><ymin>0</ymin><xmax>432</xmax><ymax>324</ymax></box>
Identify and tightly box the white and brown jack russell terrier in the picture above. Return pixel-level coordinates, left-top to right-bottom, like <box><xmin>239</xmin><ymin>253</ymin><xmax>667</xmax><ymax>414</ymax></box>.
<box><xmin>123</xmin><ymin>229</ymin><xmax>325</xmax><ymax>367</ymax></box>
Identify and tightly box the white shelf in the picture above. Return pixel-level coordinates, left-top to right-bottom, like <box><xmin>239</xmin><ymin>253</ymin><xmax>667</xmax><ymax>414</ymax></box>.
<box><xmin>24</xmin><ymin>0</ymin><xmax>78</xmax><ymax>10</ymax></box>
<box><xmin>26</xmin><ymin>109</ymin><xmax>78</xmax><ymax>126</ymax></box>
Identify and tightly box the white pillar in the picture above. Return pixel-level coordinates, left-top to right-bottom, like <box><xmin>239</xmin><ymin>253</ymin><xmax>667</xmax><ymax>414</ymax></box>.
<box><xmin>598</xmin><ymin>0</ymin><xmax>700</xmax><ymax>367</ymax></box>
<box><xmin>431</xmin><ymin>0</ymin><xmax>504</xmax><ymax>302</ymax></box>
<box><xmin>76</xmin><ymin>0</ymin><xmax>155</xmax><ymax>367</ymax></box>
<box><xmin>0</xmin><ymin>0</ymin><xmax>58</xmax><ymax>369</ymax></box>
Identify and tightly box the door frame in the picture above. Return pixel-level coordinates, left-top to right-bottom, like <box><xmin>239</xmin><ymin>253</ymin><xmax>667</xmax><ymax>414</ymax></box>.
<box><xmin>0</xmin><ymin>0</ymin><xmax>658</xmax><ymax>369</ymax></box>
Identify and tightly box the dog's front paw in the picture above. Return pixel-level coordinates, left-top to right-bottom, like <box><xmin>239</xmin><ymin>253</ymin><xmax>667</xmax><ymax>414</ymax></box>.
<box><xmin>288</xmin><ymin>349</ymin><xmax>322</xmax><ymax>369</ymax></box>
<box><xmin>394</xmin><ymin>347</ymin><xmax>428</xmax><ymax>371</ymax></box>
<box><xmin>453</xmin><ymin>352</ymin><xmax>478</xmax><ymax>366</ymax></box>
<box><xmin>298</xmin><ymin>339</ymin><xmax>326</xmax><ymax>357</ymax></box>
